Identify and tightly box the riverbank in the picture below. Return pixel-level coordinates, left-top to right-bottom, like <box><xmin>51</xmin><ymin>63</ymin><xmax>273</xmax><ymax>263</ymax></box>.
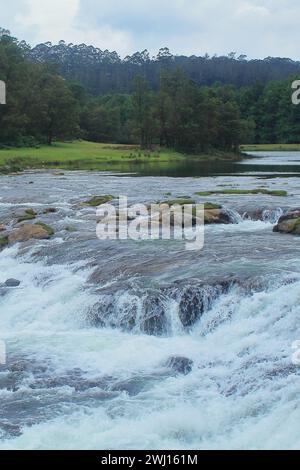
<box><xmin>241</xmin><ymin>143</ymin><xmax>300</xmax><ymax>152</ymax></box>
<box><xmin>0</xmin><ymin>141</ymin><xmax>241</xmax><ymax>174</ymax></box>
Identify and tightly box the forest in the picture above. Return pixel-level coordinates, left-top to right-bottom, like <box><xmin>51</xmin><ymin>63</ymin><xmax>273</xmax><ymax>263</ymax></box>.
<box><xmin>1</xmin><ymin>27</ymin><xmax>300</xmax><ymax>151</ymax></box>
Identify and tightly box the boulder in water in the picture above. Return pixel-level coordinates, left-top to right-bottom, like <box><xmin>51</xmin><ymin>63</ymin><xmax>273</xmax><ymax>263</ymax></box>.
<box><xmin>5</xmin><ymin>279</ymin><xmax>20</xmax><ymax>287</ymax></box>
<box><xmin>204</xmin><ymin>208</ymin><xmax>231</xmax><ymax>224</ymax></box>
<box><xmin>273</xmin><ymin>210</ymin><xmax>300</xmax><ymax>235</ymax></box>
<box><xmin>8</xmin><ymin>224</ymin><xmax>51</xmax><ymax>243</ymax></box>
<box><xmin>165</xmin><ymin>356</ymin><xmax>194</xmax><ymax>375</ymax></box>
<box><xmin>140</xmin><ymin>294</ymin><xmax>168</xmax><ymax>336</ymax></box>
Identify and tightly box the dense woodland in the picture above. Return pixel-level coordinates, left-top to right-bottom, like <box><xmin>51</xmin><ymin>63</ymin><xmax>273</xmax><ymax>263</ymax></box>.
<box><xmin>1</xmin><ymin>28</ymin><xmax>300</xmax><ymax>151</ymax></box>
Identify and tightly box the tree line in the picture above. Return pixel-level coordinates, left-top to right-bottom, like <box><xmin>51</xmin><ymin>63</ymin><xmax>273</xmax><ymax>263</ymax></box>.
<box><xmin>28</xmin><ymin>41</ymin><xmax>300</xmax><ymax>95</ymax></box>
<box><xmin>1</xmin><ymin>28</ymin><xmax>300</xmax><ymax>151</ymax></box>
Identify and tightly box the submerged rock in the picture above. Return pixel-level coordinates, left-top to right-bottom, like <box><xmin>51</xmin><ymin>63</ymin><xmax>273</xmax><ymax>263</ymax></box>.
<box><xmin>90</xmin><ymin>278</ymin><xmax>242</xmax><ymax>336</ymax></box>
<box><xmin>5</xmin><ymin>279</ymin><xmax>21</xmax><ymax>287</ymax></box>
<box><xmin>140</xmin><ymin>294</ymin><xmax>168</xmax><ymax>336</ymax></box>
<box><xmin>273</xmin><ymin>210</ymin><xmax>300</xmax><ymax>235</ymax></box>
<box><xmin>176</xmin><ymin>281</ymin><xmax>231</xmax><ymax>328</ymax></box>
<box><xmin>165</xmin><ymin>356</ymin><xmax>194</xmax><ymax>375</ymax></box>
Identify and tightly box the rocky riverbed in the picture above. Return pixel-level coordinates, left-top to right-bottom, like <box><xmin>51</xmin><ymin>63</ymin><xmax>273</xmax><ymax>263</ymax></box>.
<box><xmin>0</xmin><ymin>155</ymin><xmax>300</xmax><ymax>449</ymax></box>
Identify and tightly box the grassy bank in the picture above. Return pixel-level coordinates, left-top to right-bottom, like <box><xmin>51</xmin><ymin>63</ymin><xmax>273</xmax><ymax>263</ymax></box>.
<box><xmin>241</xmin><ymin>143</ymin><xmax>300</xmax><ymax>152</ymax></box>
<box><xmin>0</xmin><ymin>141</ymin><xmax>241</xmax><ymax>173</ymax></box>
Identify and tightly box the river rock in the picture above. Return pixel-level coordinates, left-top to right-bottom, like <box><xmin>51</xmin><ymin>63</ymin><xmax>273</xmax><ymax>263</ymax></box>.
<box><xmin>165</xmin><ymin>356</ymin><xmax>194</xmax><ymax>375</ymax></box>
<box><xmin>5</xmin><ymin>279</ymin><xmax>21</xmax><ymax>287</ymax></box>
<box><xmin>273</xmin><ymin>210</ymin><xmax>300</xmax><ymax>235</ymax></box>
<box><xmin>8</xmin><ymin>224</ymin><xmax>51</xmax><ymax>244</ymax></box>
<box><xmin>204</xmin><ymin>209</ymin><xmax>231</xmax><ymax>224</ymax></box>
<box><xmin>140</xmin><ymin>294</ymin><xmax>168</xmax><ymax>335</ymax></box>
<box><xmin>0</xmin><ymin>224</ymin><xmax>5</xmax><ymax>232</ymax></box>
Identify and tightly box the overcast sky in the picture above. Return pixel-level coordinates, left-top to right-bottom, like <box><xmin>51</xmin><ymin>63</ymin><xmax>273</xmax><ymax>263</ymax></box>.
<box><xmin>1</xmin><ymin>0</ymin><xmax>299</xmax><ymax>59</ymax></box>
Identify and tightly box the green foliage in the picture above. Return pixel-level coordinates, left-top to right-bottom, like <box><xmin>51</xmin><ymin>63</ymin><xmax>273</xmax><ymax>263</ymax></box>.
<box><xmin>1</xmin><ymin>30</ymin><xmax>300</xmax><ymax>151</ymax></box>
<box><xmin>0</xmin><ymin>33</ymin><xmax>79</xmax><ymax>146</ymax></box>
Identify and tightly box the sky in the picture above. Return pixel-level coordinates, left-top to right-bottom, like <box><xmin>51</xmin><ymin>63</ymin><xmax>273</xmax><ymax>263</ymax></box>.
<box><xmin>1</xmin><ymin>0</ymin><xmax>300</xmax><ymax>59</ymax></box>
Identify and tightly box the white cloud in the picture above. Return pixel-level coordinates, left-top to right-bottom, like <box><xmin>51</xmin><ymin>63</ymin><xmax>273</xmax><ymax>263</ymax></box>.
<box><xmin>1</xmin><ymin>0</ymin><xmax>300</xmax><ymax>58</ymax></box>
<box><xmin>14</xmin><ymin>0</ymin><xmax>133</xmax><ymax>54</ymax></box>
<box><xmin>236</xmin><ymin>1</ymin><xmax>270</xmax><ymax>17</ymax></box>
<box><xmin>16</xmin><ymin>0</ymin><xmax>80</xmax><ymax>37</ymax></box>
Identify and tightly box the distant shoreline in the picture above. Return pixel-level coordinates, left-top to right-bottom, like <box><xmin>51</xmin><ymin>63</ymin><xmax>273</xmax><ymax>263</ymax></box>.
<box><xmin>0</xmin><ymin>140</ymin><xmax>242</xmax><ymax>174</ymax></box>
<box><xmin>241</xmin><ymin>143</ymin><xmax>300</xmax><ymax>152</ymax></box>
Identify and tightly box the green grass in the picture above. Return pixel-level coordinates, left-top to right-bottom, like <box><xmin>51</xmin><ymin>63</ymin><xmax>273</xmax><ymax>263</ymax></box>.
<box><xmin>195</xmin><ymin>189</ymin><xmax>287</xmax><ymax>197</ymax></box>
<box><xmin>0</xmin><ymin>140</ymin><xmax>241</xmax><ymax>173</ymax></box>
<box><xmin>241</xmin><ymin>143</ymin><xmax>300</xmax><ymax>152</ymax></box>
<box><xmin>0</xmin><ymin>141</ymin><xmax>184</xmax><ymax>173</ymax></box>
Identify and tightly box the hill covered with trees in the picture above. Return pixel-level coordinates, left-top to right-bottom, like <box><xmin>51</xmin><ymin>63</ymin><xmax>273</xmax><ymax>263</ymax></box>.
<box><xmin>28</xmin><ymin>41</ymin><xmax>300</xmax><ymax>95</ymax></box>
<box><xmin>1</xmin><ymin>28</ymin><xmax>300</xmax><ymax>151</ymax></box>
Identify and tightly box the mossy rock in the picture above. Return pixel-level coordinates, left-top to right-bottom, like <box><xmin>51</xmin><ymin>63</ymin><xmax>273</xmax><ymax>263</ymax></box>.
<box><xmin>84</xmin><ymin>195</ymin><xmax>115</xmax><ymax>207</ymax></box>
<box><xmin>204</xmin><ymin>202</ymin><xmax>222</xmax><ymax>210</ymax></box>
<box><xmin>157</xmin><ymin>199</ymin><xmax>221</xmax><ymax>211</ymax></box>
<box><xmin>195</xmin><ymin>189</ymin><xmax>287</xmax><ymax>197</ymax></box>
<box><xmin>0</xmin><ymin>236</ymin><xmax>8</xmax><ymax>248</ymax></box>
<box><xmin>43</xmin><ymin>208</ymin><xmax>57</xmax><ymax>214</ymax></box>
<box><xmin>160</xmin><ymin>198</ymin><xmax>196</xmax><ymax>206</ymax></box>
<box><xmin>274</xmin><ymin>216</ymin><xmax>300</xmax><ymax>235</ymax></box>
<box><xmin>17</xmin><ymin>209</ymin><xmax>37</xmax><ymax>223</ymax></box>
<box><xmin>34</xmin><ymin>222</ymin><xmax>55</xmax><ymax>236</ymax></box>
<box><xmin>25</xmin><ymin>208</ymin><xmax>37</xmax><ymax>216</ymax></box>
<box><xmin>195</xmin><ymin>191</ymin><xmax>212</xmax><ymax>196</ymax></box>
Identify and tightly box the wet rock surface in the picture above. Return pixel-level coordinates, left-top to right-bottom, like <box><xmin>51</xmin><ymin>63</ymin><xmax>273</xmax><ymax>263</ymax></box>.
<box><xmin>165</xmin><ymin>356</ymin><xmax>194</xmax><ymax>375</ymax></box>
<box><xmin>273</xmin><ymin>209</ymin><xmax>300</xmax><ymax>235</ymax></box>
<box><xmin>88</xmin><ymin>276</ymin><xmax>273</xmax><ymax>335</ymax></box>
<box><xmin>4</xmin><ymin>279</ymin><xmax>21</xmax><ymax>287</ymax></box>
<box><xmin>8</xmin><ymin>224</ymin><xmax>51</xmax><ymax>244</ymax></box>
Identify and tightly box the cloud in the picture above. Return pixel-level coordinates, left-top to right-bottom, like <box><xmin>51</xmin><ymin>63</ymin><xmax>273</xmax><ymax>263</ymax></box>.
<box><xmin>14</xmin><ymin>0</ymin><xmax>134</xmax><ymax>54</ymax></box>
<box><xmin>236</xmin><ymin>1</ymin><xmax>270</xmax><ymax>17</ymax></box>
<box><xmin>1</xmin><ymin>0</ymin><xmax>300</xmax><ymax>58</ymax></box>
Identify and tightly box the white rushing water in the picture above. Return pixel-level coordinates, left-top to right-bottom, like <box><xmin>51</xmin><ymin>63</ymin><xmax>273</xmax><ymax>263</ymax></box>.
<box><xmin>0</xmin><ymin>231</ymin><xmax>300</xmax><ymax>450</ymax></box>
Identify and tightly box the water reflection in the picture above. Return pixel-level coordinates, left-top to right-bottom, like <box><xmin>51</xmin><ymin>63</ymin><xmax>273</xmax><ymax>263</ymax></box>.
<box><xmin>73</xmin><ymin>150</ymin><xmax>300</xmax><ymax>177</ymax></box>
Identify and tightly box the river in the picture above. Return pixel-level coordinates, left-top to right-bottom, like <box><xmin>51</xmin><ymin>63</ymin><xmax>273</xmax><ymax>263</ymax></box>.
<box><xmin>0</xmin><ymin>151</ymin><xmax>300</xmax><ymax>449</ymax></box>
